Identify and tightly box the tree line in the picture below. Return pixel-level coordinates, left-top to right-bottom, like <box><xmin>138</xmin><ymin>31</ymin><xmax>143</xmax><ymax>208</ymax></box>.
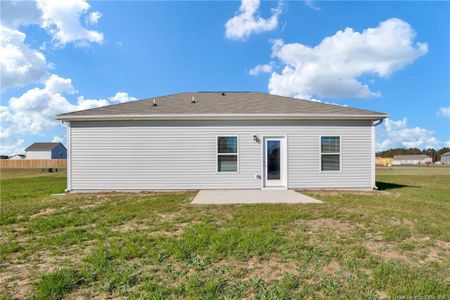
<box><xmin>376</xmin><ymin>147</ymin><xmax>450</xmax><ymax>162</ymax></box>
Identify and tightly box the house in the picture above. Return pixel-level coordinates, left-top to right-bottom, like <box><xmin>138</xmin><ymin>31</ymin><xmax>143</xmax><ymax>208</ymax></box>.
<box><xmin>56</xmin><ymin>92</ymin><xmax>388</xmax><ymax>192</ymax></box>
<box><xmin>25</xmin><ymin>143</ymin><xmax>67</xmax><ymax>159</ymax></box>
<box><xmin>440</xmin><ymin>152</ymin><xmax>450</xmax><ymax>164</ymax></box>
<box><xmin>392</xmin><ymin>154</ymin><xmax>432</xmax><ymax>165</ymax></box>
<box><xmin>9</xmin><ymin>154</ymin><xmax>26</xmax><ymax>160</ymax></box>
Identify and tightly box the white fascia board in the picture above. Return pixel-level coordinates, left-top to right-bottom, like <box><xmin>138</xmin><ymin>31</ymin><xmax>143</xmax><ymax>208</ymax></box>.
<box><xmin>56</xmin><ymin>113</ymin><xmax>389</xmax><ymax>121</ymax></box>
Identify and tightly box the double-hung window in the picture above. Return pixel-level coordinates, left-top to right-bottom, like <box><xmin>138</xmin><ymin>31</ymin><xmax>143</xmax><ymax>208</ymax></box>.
<box><xmin>217</xmin><ymin>136</ymin><xmax>238</xmax><ymax>172</ymax></box>
<box><xmin>321</xmin><ymin>136</ymin><xmax>341</xmax><ymax>171</ymax></box>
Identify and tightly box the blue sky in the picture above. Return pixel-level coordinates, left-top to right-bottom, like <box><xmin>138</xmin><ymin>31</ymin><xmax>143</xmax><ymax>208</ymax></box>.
<box><xmin>1</xmin><ymin>0</ymin><xmax>449</xmax><ymax>155</ymax></box>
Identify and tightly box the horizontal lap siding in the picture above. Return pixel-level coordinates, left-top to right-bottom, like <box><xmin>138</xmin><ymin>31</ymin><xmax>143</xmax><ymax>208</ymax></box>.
<box><xmin>70</xmin><ymin>120</ymin><xmax>373</xmax><ymax>190</ymax></box>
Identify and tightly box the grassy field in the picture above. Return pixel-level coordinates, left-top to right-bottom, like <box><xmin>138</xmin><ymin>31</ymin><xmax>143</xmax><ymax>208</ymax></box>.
<box><xmin>0</xmin><ymin>167</ymin><xmax>449</xmax><ymax>299</ymax></box>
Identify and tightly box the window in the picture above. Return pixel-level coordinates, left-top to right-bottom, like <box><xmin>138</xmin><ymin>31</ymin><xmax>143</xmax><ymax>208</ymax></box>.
<box><xmin>217</xmin><ymin>136</ymin><xmax>238</xmax><ymax>172</ymax></box>
<box><xmin>321</xmin><ymin>136</ymin><xmax>340</xmax><ymax>171</ymax></box>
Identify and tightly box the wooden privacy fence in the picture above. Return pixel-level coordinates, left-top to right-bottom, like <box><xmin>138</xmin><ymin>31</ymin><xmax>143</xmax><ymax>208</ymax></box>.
<box><xmin>1</xmin><ymin>159</ymin><xmax>67</xmax><ymax>169</ymax></box>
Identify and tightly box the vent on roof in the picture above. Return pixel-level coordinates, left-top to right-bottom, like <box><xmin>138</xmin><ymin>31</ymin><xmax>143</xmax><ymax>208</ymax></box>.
<box><xmin>191</xmin><ymin>96</ymin><xmax>196</xmax><ymax>103</ymax></box>
<box><xmin>152</xmin><ymin>98</ymin><xmax>157</xmax><ymax>107</ymax></box>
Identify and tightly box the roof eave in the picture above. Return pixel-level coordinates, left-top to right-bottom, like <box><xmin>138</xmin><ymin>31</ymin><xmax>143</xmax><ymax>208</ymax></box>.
<box><xmin>56</xmin><ymin>113</ymin><xmax>389</xmax><ymax>121</ymax></box>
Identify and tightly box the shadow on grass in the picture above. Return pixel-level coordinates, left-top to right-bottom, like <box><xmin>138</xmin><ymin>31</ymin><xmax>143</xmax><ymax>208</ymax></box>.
<box><xmin>376</xmin><ymin>181</ymin><xmax>413</xmax><ymax>190</ymax></box>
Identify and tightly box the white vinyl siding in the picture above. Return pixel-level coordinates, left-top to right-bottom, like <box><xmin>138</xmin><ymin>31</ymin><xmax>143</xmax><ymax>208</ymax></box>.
<box><xmin>25</xmin><ymin>151</ymin><xmax>52</xmax><ymax>159</ymax></box>
<box><xmin>69</xmin><ymin>120</ymin><xmax>374</xmax><ymax>191</ymax></box>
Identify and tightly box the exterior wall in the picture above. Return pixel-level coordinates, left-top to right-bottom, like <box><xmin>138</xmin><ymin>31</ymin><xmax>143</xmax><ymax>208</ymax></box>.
<box><xmin>441</xmin><ymin>156</ymin><xmax>450</xmax><ymax>164</ymax></box>
<box><xmin>25</xmin><ymin>151</ymin><xmax>51</xmax><ymax>159</ymax></box>
<box><xmin>69</xmin><ymin>120</ymin><xmax>374</xmax><ymax>191</ymax></box>
<box><xmin>51</xmin><ymin>144</ymin><xmax>67</xmax><ymax>159</ymax></box>
<box><xmin>392</xmin><ymin>158</ymin><xmax>432</xmax><ymax>165</ymax></box>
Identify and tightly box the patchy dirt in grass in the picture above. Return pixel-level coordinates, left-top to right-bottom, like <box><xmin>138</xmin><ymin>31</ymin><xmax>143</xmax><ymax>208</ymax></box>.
<box><xmin>361</xmin><ymin>231</ymin><xmax>411</xmax><ymax>263</ymax></box>
<box><xmin>149</xmin><ymin>225</ymin><xmax>187</xmax><ymax>237</ymax></box>
<box><xmin>30</xmin><ymin>207</ymin><xmax>58</xmax><ymax>218</ymax></box>
<box><xmin>244</xmin><ymin>256</ymin><xmax>298</xmax><ymax>281</ymax></box>
<box><xmin>66</xmin><ymin>287</ymin><xmax>114</xmax><ymax>300</ymax></box>
<box><xmin>297</xmin><ymin>189</ymin><xmax>390</xmax><ymax>196</ymax></box>
<box><xmin>112</xmin><ymin>219</ymin><xmax>190</xmax><ymax>237</ymax></box>
<box><xmin>322</xmin><ymin>261</ymin><xmax>341</xmax><ymax>275</ymax></box>
<box><xmin>112</xmin><ymin>221</ymin><xmax>150</xmax><ymax>232</ymax></box>
<box><xmin>349</xmin><ymin>231</ymin><xmax>450</xmax><ymax>267</ymax></box>
<box><xmin>389</xmin><ymin>218</ymin><xmax>414</xmax><ymax>227</ymax></box>
<box><xmin>301</xmin><ymin>218</ymin><xmax>364</xmax><ymax>234</ymax></box>
<box><xmin>1</xmin><ymin>246</ymin><xmax>90</xmax><ymax>298</ymax></box>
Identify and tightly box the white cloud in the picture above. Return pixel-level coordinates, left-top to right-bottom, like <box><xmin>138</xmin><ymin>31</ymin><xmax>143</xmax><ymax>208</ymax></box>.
<box><xmin>0</xmin><ymin>26</ymin><xmax>48</xmax><ymax>90</ymax></box>
<box><xmin>437</xmin><ymin>106</ymin><xmax>450</xmax><ymax>118</ymax></box>
<box><xmin>377</xmin><ymin>118</ymin><xmax>446</xmax><ymax>151</ymax></box>
<box><xmin>0</xmin><ymin>138</ymin><xmax>25</xmax><ymax>156</ymax></box>
<box><xmin>0</xmin><ymin>1</ymin><xmax>42</xmax><ymax>28</ymax></box>
<box><xmin>2</xmin><ymin>74</ymin><xmax>136</xmax><ymax>136</ymax></box>
<box><xmin>36</xmin><ymin>0</ymin><xmax>104</xmax><ymax>46</ymax></box>
<box><xmin>304</xmin><ymin>0</ymin><xmax>320</xmax><ymax>11</ymax></box>
<box><xmin>0</xmin><ymin>74</ymin><xmax>136</xmax><ymax>154</ymax></box>
<box><xmin>0</xmin><ymin>0</ymin><xmax>104</xmax><ymax>91</ymax></box>
<box><xmin>0</xmin><ymin>127</ymin><xmax>12</xmax><ymax>139</ymax></box>
<box><xmin>261</xmin><ymin>18</ymin><xmax>427</xmax><ymax>99</ymax></box>
<box><xmin>45</xmin><ymin>74</ymin><xmax>77</xmax><ymax>94</ymax></box>
<box><xmin>76</xmin><ymin>96</ymin><xmax>110</xmax><ymax>111</ymax></box>
<box><xmin>1</xmin><ymin>74</ymin><xmax>137</xmax><ymax>155</ymax></box>
<box><xmin>248</xmin><ymin>63</ymin><xmax>273</xmax><ymax>76</ymax></box>
<box><xmin>225</xmin><ymin>0</ymin><xmax>282</xmax><ymax>40</ymax></box>
<box><xmin>108</xmin><ymin>92</ymin><xmax>138</xmax><ymax>103</ymax></box>
<box><xmin>87</xmin><ymin>11</ymin><xmax>102</xmax><ymax>24</ymax></box>
<box><xmin>52</xmin><ymin>135</ymin><xmax>65</xmax><ymax>143</ymax></box>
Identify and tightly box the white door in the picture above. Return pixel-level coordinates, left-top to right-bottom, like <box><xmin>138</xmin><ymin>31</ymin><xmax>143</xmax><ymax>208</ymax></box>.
<box><xmin>263</xmin><ymin>137</ymin><xmax>287</xmax><ymax>187</ymax></box>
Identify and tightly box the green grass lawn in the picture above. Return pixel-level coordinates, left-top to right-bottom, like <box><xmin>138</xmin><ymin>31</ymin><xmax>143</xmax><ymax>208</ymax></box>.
<box><xmin>0</xmin><ymin>167</ymin><xmax>449</xmax><ymax>299</ymax></box>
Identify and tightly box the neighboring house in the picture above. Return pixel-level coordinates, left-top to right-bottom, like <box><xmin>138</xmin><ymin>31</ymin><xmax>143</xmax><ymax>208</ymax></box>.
<box><xmin>56</xmin><ymin>92</ymin><xmax>388</xmax><ymax>192</ymax></box>
<box><xmin>9</xmin><ymin>154</ymin><xmax>26</xmax><ymax>160</ymax></box>
<box><xmin>392</xmin><ymin>155</ymin><xmax>432</xmax><ymax>165</ymax></box>
<box><xmin>441</xmin><ymin>152</ymin><xmax>450</xmax><ymax>164</ymax></box>
<box><xmin>25</xmin><ymin>143</ymin><xmax>67</xmax><ymax>159</ymax></box>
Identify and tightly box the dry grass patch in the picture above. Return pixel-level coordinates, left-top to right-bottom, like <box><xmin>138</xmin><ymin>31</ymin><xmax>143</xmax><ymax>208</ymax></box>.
<box><xmin>245</xmin><ymin>255</ymin><xmax>297</xmax><ymax>281</ymax></box>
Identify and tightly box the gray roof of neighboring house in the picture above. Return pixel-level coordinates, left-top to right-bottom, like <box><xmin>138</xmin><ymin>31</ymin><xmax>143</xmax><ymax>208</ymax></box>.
<box><xmin>25</xmin><ymin>142</ymin><xmax>66</xmax><ymax>151</ymax></box>
<box><xmin>56</xmin><ymin>92</ymin><xmax>388</xmax><ymax>121</ymax></box>
<box><xmin>393</xmin><ymin>155</ymin><xmax>431</xmax><ymax>160</ymax></box>
<box><xmin>441</xmin><ymin>152</ymin><xmax>450</xmax><ymax>157</ymax></box>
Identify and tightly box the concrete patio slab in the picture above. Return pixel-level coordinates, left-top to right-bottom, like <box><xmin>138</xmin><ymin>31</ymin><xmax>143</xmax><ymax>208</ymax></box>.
<box><xmin>192</xmin><ymin>189</ymin><xmax>322</xmax><ymax>204</ymax></box>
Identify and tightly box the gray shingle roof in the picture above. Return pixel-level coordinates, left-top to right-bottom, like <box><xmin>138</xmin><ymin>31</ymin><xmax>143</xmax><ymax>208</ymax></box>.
<box><xmin>393</xmin><ymin>155</ymin><xmax>431</xmax><ymax>160</ymax></box>
<box><xmin>56</xmin><ymin>92</ymin><xmax>388</xmax><ymax>120</ymax></box>
<box><xmin>25</xmin><ymin>142</ymin><xmax>65</xmax><ymax>151</ymax></box>
<box><xmin>441</xmin><ymin>152</ymin><xmax>450</xmax><ymax>157</ymax></box>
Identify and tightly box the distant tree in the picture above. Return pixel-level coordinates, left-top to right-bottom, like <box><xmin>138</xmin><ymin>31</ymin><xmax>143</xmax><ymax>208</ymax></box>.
<box><xmin>376</xmin><ymin>147</ymin><xmax>450</xmax><ymax>162</ymax></box>
<box><xmin>0</xmin><ymin>155</ymin><xmax>9</xmax><ymax>159</ymax></box>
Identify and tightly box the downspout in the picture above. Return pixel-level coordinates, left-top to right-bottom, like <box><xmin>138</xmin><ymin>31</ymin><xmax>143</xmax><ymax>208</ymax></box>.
<box><xmin>60</xmin><ymin>121</ymin><xmax>72</xmax><ymax>192</ymax></box>
<box><xmin>371</xmin><ymin>119</ymin><xmax>384</xmax><ymax>189</ymax></box>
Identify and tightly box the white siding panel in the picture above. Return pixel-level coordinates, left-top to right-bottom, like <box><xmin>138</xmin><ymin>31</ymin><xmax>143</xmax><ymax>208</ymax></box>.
<box><xmin>25</xmin><ymin>151</ymin><xmax>51</xmax><ymax>159</ymax></box>
<box><xmin>70</xmin><ymin>120</ymin><xmax>373</xmax><ymax>190</ymax></box>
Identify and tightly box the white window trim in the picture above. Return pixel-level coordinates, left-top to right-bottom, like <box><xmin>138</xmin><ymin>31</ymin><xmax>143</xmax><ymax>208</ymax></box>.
<box><xmin>320</xmin><ymin>135</ymin><xmax>342</xmax><ymax>172</ymax></box>
<box><xmin>216</xmin><ymin>135</ymin><xmax>239</xmax><ymax>173</ymax></box>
